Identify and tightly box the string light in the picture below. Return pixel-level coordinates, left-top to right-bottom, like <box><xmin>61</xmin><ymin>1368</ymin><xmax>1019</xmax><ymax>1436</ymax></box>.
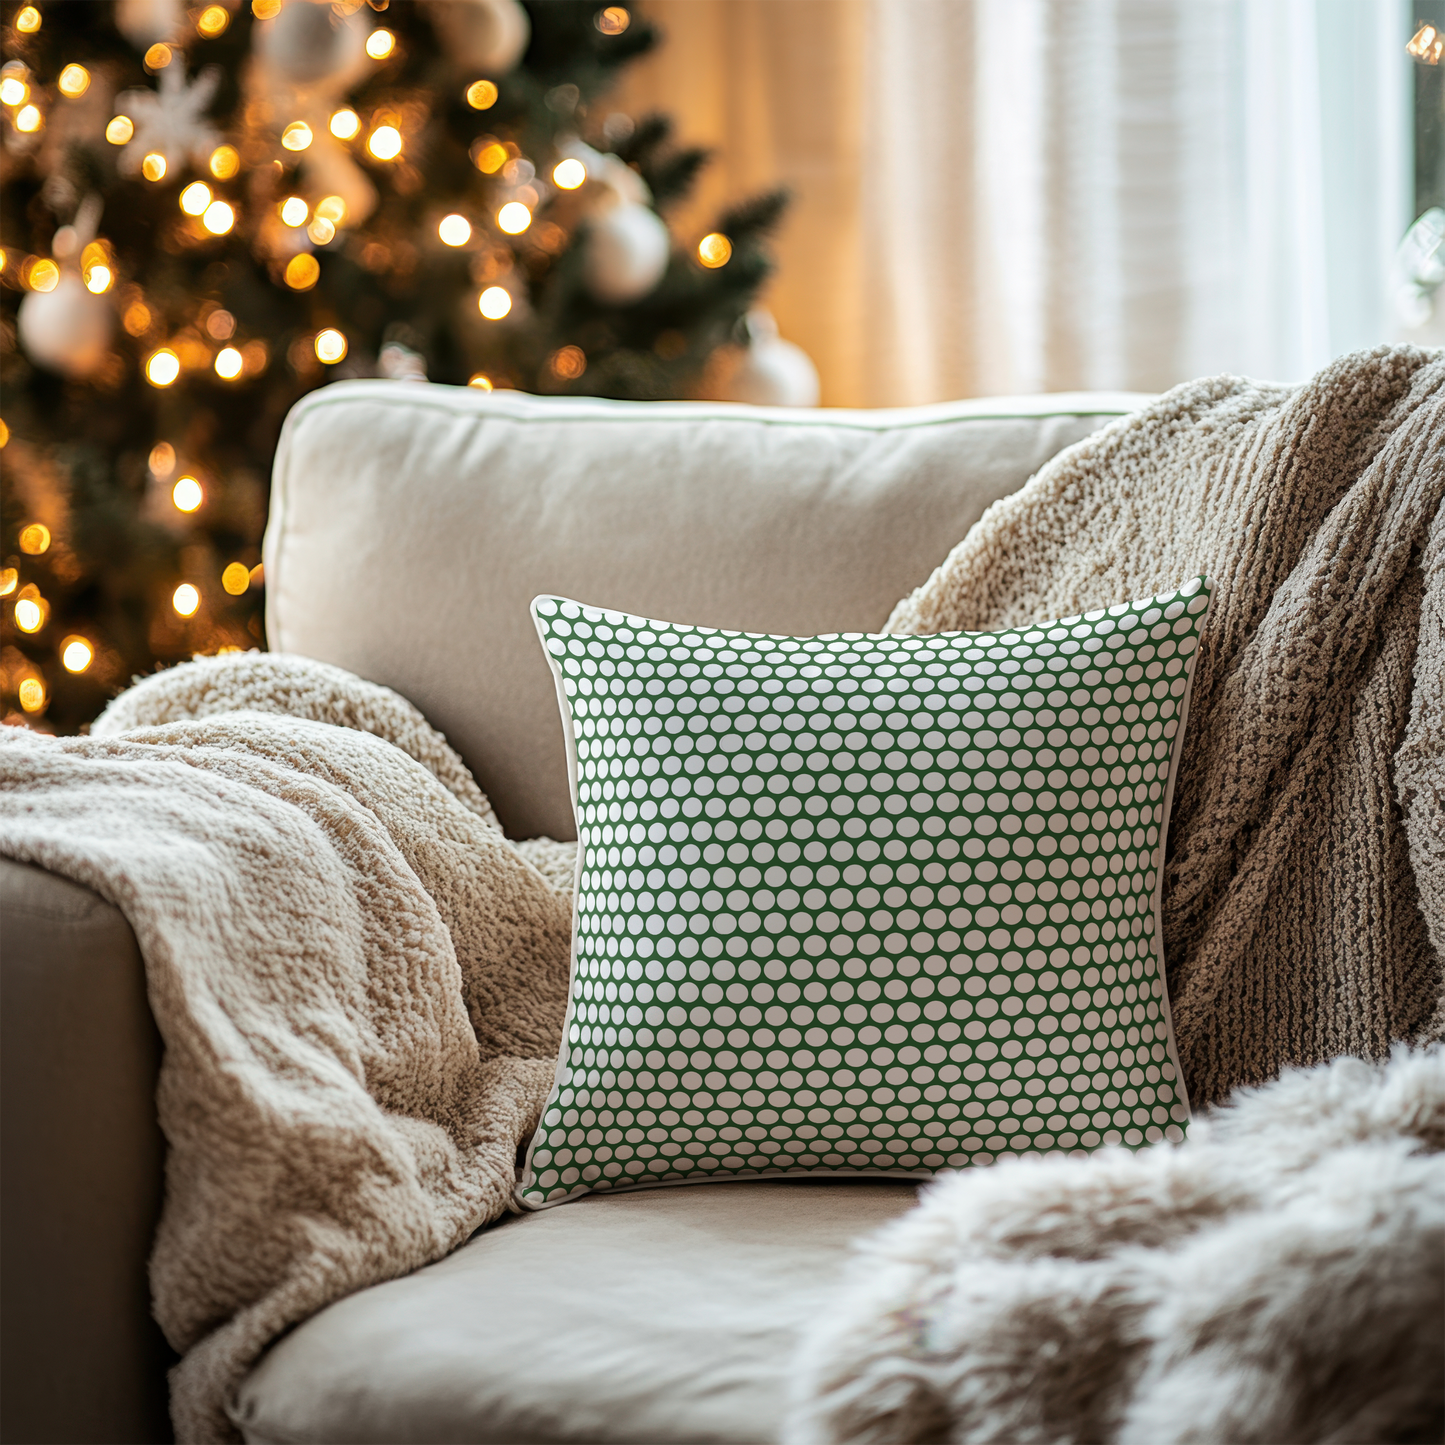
<box><xmin>249</xmin><ymin>563</ymin><xmax>264</xmax><ymax>589</ymax></box>
<box><xmin>497</xmin><ymin>201</ymin><xmax>531</xmax><ymax>234</ymax></box>
<box><xmin>221</xmin><ymin>562</ymin><xmax>250</xmax><ymax>595</ymax></box>
<box><xmin>85</xmin><ymin>265</ymin><xmax>112</xmax><ymax>293</ymax></box>
<box><xmin>26</xmin><ymin>258</ymin><xmax>59</xmax><ymax>292</ymax></box>
<box><xmin>478</xmin><ymin>286</ymin><xmax>512</xmax><ymax>319</ymax></box>
<box><xmin>468</xmin><ymin>373</ymin><xmax>494</xmax><ymax>390</ymax></box>
<box><xmin>329</xmin><ymin>108</ymin><xmax>360</xmax><ymax>140</ymax></box>
<box><xmin>15</xmin><ymin>7</ymin><xmax>41</xmax><ymax>34</ymax></box>
<box><xmin>0</xmin><ymin>418</ymin><xmax>7</xmax><ymax>446</ymax></box>
<box><xmin>57</xmin><ymin>64</ymin><xmax>90</xmax><ymax>98</ymax></box>
<box><xmin>466</xmin><ymin>80</ymin><xmax>498</xmax><ymax>110</ymax></box>
<box><xmin>172</xmin><ymin>476</ymin><xmax>203</xmax><ymax>512</ymax></box>
<box><xmin>365</xmin><ymin>28</ymin><xmax>395</xmax><ymax>59</ymax></box>
<box><xmin>18</xmin><ymin>523</ymin><xmax>50</xmax><ymax>554</ymax></box>
<box><xmin>367</xmin><ymin>124</ymin><xmax>402</xmax><ymax>160</ymax></box>
<box><xmin>280</xmin><ymin>196</ymin><xmax>309</xmax><ymax>227</ymax></box>
<box><xmin>549</xmin><ymin>345</ymin><xmax>586</xmax><ymax>380</ymax></box>
<box><xmin>553</xmin><ymin>158</ymin><xmax>586</xmax><ymax>189</ymax></box>
<box><xmin>474</xmin><ymin>141</ymin><xmax>508</xmax><ymax>174</ymax></box>
<box><xmin>61</xmin><ymin>636</ymin><xmax>93</xmax><ymax>672</ymax></box>
<box><xmin>307</xmin><ymin>216</ymin><xmax>335</xmax><ymax>244</ymax></box>
<box><xmin>1408</xmin><ymin>24</ymin><xmax>1443</xmax><ymax>63</ymax></box>
<box><xmin>202</xmin><ymin>200</ymin><xmax>235</xmax><ymax>235</ymax></box>
<box><xmin>106</xmin><ymin>115</ymin><xmax>134</xmax><ymax>144</ymax></box>
<box><xmin>214</xmin><ymin>346</ymin><xmax>243</xmax><ymax>379</ymax></box>
<box><xmin>124</xmin><ymin>301</ymin><xmax>151</xmax><ymax>336</ymax></box>
<box><xmin>0</xmin><ymin>75</ymin><xmax>26</xmax><ymax>106</ymax></box>
<box><xmin>252</xmin><ymin>0</ymin><xmax>282</xmax><ymax>17</ymax></box>
<box><xmin>142</xmin><ymin>153</ymin><xmax>168</xmax><ymax>181</ymax></box>
<box><xmin>15</xmin><ymin>104</ymin><xmax>42</xmax><ymax>133</ymax></box>
<box><xmin>17</xmin><ymin>677</ymin><xmax>46</xmax><ymax>712</ymax></box>
<box><xmin>172</xmin><ymin>583</ymin><xmax>200</xmax><ymax>617</ymax></box>
<box><xmin>438</xmin><ymin>214</ymin><xmax>472</xmax><ymax>246</ymax></box>
<box><xmin>284</xmin><ymin>253</ymin><xmax>320</xmax><ymax>290</ymax></box>
<box><xmin>209</xmin><ymin>144</ymin><xmax>240</xmax><ymax>179</ymax></box>
<box><xmin>596</xmin><ymin>6</ymin><xmax>630</xmax><ymax>35</ymax></box>
<box><xmin>146</xmin><ymin>348</ymin><xmax>181</xmax><ymax>386</ymax></box>
<box><xmin>14</xmin><ymin>595</ymin><xmax>45</xmax><ymax>633</ymax></box>
<box><xmin>149</xmin><ymin>442</ymin><xmax>176</xmax><ymax>475</ymax></box>
<box><xmin>144</xmin><ymin>43</ymin><xmax>173</xmax><ymax>71</ymax></box>
<box><xmin>180</xmin><ymin>181</ymin><xmax>213</xmax><ymax>216</ymax></box>
<box><xmin>196</xmin><ymin>4</ymin><xmax>230</xmax><ymax>37</ymax></box>
<box><xmin>281</xmin><ymin>121</ymin><xmax>313</xmax><ymax>151</ymax></box>
<box><xmin>314</xmin><ymin>328</ymin><xmax>347</xmax><ymax>363</ymax></box>
<box><xmin>698</xmin><ymin>232</ymin><xmax>732</xmax><ymax>268</ymax></box>
<box><xmin>0</xmin><ymin>568</ymin><xmax>15</xmax><ymax>595</ymax></box>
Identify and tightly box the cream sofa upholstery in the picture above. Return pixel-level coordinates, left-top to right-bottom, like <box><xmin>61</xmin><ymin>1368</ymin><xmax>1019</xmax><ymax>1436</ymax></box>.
<box><xmin>265</xmin><ymin>384</ymin><xmax>1149</xmax><ymax>840</ymax></box>
<box><xmin>0</xmin><ymin>384</ymin><xmax>1148</xmax><ymax>1444</ymax></box>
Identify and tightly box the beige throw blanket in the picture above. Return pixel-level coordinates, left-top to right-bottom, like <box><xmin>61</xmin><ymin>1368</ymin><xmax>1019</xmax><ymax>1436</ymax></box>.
<box><xmin>0</xmin><ymin>657</ymin><xmax>574</xmax><ymax>1442</ymax></box>
<box><xmin>890</xmin><ymin>345</ymin><xmax>1445</xmax><ymax>1105</ymax></box>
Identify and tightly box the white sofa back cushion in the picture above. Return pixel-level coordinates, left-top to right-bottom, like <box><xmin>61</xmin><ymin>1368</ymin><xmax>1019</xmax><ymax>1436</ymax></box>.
<box><xmin>264</xmin><ymin>383</ymin><xmax>1148</xmax><ymax>840</ymax></box>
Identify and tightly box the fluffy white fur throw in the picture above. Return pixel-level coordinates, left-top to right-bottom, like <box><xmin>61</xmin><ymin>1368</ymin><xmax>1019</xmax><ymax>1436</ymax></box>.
<box><xmin>0</xmin><ymin>655</ymin><xmax>575</xmax><ymax>1442</ymax></box>
<box><xmin>786</xmin><ymin>1047</ymin><xmax>1445</xmax><ymax>1445</ymax></box>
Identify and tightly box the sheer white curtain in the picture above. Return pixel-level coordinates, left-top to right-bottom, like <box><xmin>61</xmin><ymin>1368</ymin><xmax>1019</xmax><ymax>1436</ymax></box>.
<box><xmin>619</xmin><ymin>0</ymin><xmax>1412</xmax><ymax>405</ymax></box>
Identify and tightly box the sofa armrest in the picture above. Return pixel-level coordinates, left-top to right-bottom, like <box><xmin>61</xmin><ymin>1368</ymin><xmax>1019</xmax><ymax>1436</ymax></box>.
<box><xmin>1</xmin><ymin>859</ymin><xmax>174</xmax><ymax>1444</ymax></box>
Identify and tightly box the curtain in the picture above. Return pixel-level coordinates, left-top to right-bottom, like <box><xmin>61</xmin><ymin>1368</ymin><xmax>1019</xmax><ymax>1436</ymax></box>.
<box><xmin>618</xmin><ymin>0</ymin><xmax>1413</xmax><ymax>406</ymax></box>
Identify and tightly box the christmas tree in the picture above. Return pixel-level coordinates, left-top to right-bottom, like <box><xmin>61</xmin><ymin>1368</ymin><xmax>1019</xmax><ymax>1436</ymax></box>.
<box><xmin>0</xmin><ymin>0</ymin><xmax>790</xmax><ymax>734</ymax></box>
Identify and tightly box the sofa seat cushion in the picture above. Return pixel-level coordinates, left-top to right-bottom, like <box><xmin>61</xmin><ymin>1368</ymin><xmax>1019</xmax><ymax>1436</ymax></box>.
<box><xmin>232</xmin><ymin>1178</ymin><xmax>918</xmax><ymax>1445</ymax></box>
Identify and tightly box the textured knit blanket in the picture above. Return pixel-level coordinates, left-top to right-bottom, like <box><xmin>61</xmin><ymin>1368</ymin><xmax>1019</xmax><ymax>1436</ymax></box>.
<box><xmin>0</xmin><ymin>656</ymin><xmax>576</xmax><ymax>1442</ymax></box>
<box><xmin>786</xmin><ymin>344</ymin><xmax>1445</xmax><ymax>1443</ymax></box>
<box><xmin>891</xmin><ymin>344</ymin><xmax>1445</xmax><ymax>1106</ymax></box>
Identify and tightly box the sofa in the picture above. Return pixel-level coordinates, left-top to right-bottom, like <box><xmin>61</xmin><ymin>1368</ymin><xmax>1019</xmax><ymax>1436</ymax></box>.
<box><xmin>0</xmin><ymin>382</ymin><xmax>1152</xmax><ymax>1445</ymax></box>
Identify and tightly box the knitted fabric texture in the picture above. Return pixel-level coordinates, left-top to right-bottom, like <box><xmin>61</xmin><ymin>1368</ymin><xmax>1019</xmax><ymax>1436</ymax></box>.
<box><xmin>888</xmin><ymin>346</ymin><xmax>1445</xmax><ymax>1104</ymax></box>
<box><xmin>0</xmin><ymin>654</ymin><xmax>573</xmax><ymax>1442</ymax></box>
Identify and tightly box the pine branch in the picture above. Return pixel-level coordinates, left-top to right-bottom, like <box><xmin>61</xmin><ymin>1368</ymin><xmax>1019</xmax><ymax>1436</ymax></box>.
<box><xmin>647</xmin><ymin>146</ymin><xmax>711</xmax><ymax>206</ymax></box>
<box><xmin>715</xmin><ymin>189</ymin><xmax>792</xmax><ymax>244</ymax></box>
<box><xmin>615</xmin><ymin>112</ymin><xmax>673</xmax><ymax>165</ymax></box>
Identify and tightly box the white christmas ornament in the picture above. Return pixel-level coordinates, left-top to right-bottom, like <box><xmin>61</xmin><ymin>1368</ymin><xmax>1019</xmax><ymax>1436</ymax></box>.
<box><xmin>18</xmin><ymin>273</ymin><xmax>114</xmax><ymax>379</ymax></box>
<box><xmin>722</xmin><ymin>310</ymin><xmax>820</xmax><ymax>408</ymax></box>
<box><xmin>255</xmin><ymin>0</ymin><xmax>369</xmax><ymax>87</ymax></box>
<box><xmin>116</xmin><ymin>0</ymin><xmax>186</xmax><ymax>48</ymax></box>
<box><xmin>562</xmin><ymin>140</ymin><xmax>670</xmax><ymax>306</ymax></box>
<box><xmin>426</xmin><ymin>0</ymin><xmax>530</xmax><ymax>76</ymax></box>
<box><xmin>114</xmin><ymin>62</ymin><xmax>222</xmax><ymax>178</ymax></box>
<box><xmin>583</xmin><ymin>201</ymin><xmax>671</xmax><ymax>305</ymax></box>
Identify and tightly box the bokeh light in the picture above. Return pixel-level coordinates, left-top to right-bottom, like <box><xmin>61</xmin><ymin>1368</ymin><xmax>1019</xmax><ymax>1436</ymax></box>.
<box><xmin>172</xmin><ymin>583</ymin><xmax>200</xmax><ymax>617</ymax></box>
<box><xmin>478</xmin><ymin>286</ymin><xmax>512</xmax><ymax>319</ymax></box>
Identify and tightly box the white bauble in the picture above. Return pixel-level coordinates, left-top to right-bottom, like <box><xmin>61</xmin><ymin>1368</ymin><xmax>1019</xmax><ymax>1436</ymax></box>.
<box><xmin>257</xmin><ymin>0</ymin><xmax>368</xmax><ymax>86</ymax></box>
<box><xmin>17</xmin><ymin>274</ymin><xmax>114</xmax><ymax>379</ymax></box>
<box><xmin>584</xmin><ymin>203</ymin><xmax>670</xmax><ymax>306</ymax></box>
<box><xmin>426</xmin><ymin>0</ymin><xmax>530</xmax><ymax>75</ymax></box>
<box><xmin>116</xmin><ymin>0</ymin><xmax>185</xmax><ymax>47</ymax></box>
<box><xmin>722</xmin><ymin>311</ymin><xmax>819</xmax><ymax>407</ymax></box>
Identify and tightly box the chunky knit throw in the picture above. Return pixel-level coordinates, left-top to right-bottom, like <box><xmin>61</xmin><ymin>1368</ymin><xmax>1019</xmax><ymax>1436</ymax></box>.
<box><xmin>889</xmin><ymin>346</ymin><xmax>1445</xmax><ymax>1104</ymax></box>
<box><xmin>787</xmin><ymin>347</ymin><xmax>1445</xmax><ymax>1445</ymax></box>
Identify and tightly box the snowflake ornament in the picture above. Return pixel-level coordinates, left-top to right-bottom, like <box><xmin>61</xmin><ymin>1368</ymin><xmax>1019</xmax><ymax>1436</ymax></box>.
<box><xmin>114</xmin><ymin>62</ymin><xmax>222</xmax><ymax>180</ymax></box>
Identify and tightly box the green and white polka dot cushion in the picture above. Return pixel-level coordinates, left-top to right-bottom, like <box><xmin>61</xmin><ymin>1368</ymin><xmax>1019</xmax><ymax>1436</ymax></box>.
<box><xmin>517</xmin><ymin>578</ymin><xmax>1213</xmax><ymax>1208</ymax></box>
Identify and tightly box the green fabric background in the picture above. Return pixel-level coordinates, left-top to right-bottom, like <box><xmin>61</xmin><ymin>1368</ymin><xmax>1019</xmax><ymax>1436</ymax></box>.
<box><xmin>519</xmin><ymin>579</ymin><xmax>1211</xmax><ymax>1208</ymax></box>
